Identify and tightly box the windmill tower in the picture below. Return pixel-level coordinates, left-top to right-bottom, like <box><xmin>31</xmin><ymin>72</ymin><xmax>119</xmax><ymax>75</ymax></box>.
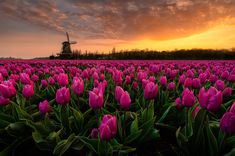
<box><xmin>59</xmin><ymin>32</ymin><xmax>77</xmax><ymax>59</ymax></box>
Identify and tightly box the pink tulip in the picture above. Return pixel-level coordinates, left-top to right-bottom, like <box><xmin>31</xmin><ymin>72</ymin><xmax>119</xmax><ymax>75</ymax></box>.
<box><xmin>0</xmin><ymin>96</ymin><xmax>10</xmax><ymax>106</ymax></box>
<box><xmin>160</xmin><ymin>76</ymin><xmax>167</xmax><ymax>86</ymax></box>
<box><xmin>175</xmin><ymin>97</ymin><xmax>182</xmax><ymax>109</ymax></box>
<box><xmin>215</xmin><ymin>80</ymin><xmax>224</xmax><ymax>91</ymax></box>
<box><xmin>115</xmin><ymin>86</ymin><xmax>124</xmax><ymax>103</ymax></box>
<box><xmin>48</xmin><ymin>76</ymin><xmax>55</xmax><ymax>85</ymax></box>
<box><xmin>20</xmin><ymin>73</ymin><xmax>31</xmax><ymax>84</ymax></box>
<box><xmin>0</xmin><ymin>80</ymin><xmax>16</xmax><ymax>98</ymax></box>
<box><xmin>72</xmin><ymin>77</ymin><xmax>84</xmax><ymax>95</ymax></box>
<box><xmin>41</xmin><ymin>80</ymin><xmax>48</xmax><ymax>88</ymax></box>
<box><xmin>199</xmin><ymin>87</ymin><xmax>223</xmax><ymax>111</ymax></box>
<box><xmin>56</xmin><ymin>87</ymin><xmax>70</xmax><ymax>105</ymax></box>
<box><xmin>99</xmin><ymin>115</ymin><xmax>117</xmax><ymax>141</ymax></box>
<box><xmin>22</xmin><ymin>84</ymin><xmax>34</xmax><ymax>98</ymax></box>
<box><xmin>144</xmin><ymin>82</ymin><xmax>158</xmax><ymax>100</ymax></box>
<box><xmin>31</xmin><ymin>74</ymin><xmax>39</xmax><ymax>82</ymax></box>
<box><xmin>57</xmin><ymin>73</ymin><xmax>68</xmax><ymax>86</ymax></box>
<box><xmin>182</xmin><ymin>88</ymin><xmax>195</xmax><ymax>107</ymax></box>
<box><xmin>167</xmin><ymin>82</ymin><xmax>175</xmax><ymax>91</ymax></box>
<box><xmin>184</xmin><ymin>78</ymin><xmax>192</xmax><ymax>88</ymax></box>
<box><xmin>120</xmin><ymin>91</ymin><xmax>131</xmax><ymax>110</ymax></box>
<box><xmin>223</xmin><ymin>87</ymin><xmax>232</xmax><ymax>97</ymax></box>
<box><xmin>220</xmin><ymin>102</ymin><xmax>235</xmax><ymax>135</ymax></box>
<box><xmin>192</xmin><ymin>78</ymin><xmax>201</xmax><ymax>89</ymax></box>
<box><xmin>89</xmin><ymin>89</ymin><xmax>104</xmax><ymax>109</ymax></box>
<box><xmin>179</xmin><ymin>74</ymin><xmax>186</xmax><ymax>84</ymax></box>
<box><xmin>91</xmin><ymin>128</ymin><xmax>99</xmax><ymax>139</ymax></box>
<box><xmin>125</xmin><ymin>75</ymin><xmax>131</xmax><ymax>84</ymax></box>
<box><xmin>39</xmin><ymin>100</ymin><xmax>51</xmax><ymax>114</ymax></box>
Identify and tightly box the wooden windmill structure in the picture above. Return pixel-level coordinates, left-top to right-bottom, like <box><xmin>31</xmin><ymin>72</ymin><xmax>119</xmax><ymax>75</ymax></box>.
<box><xmin>58</xmin><ymin>32</ymin><xmax>77</xmax><ymax>59</ymax></box>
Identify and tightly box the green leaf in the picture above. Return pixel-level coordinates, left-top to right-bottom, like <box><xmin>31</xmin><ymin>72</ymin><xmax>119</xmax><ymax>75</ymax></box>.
<box><xmin>224</xmin><ymin>148</ymin><xmax>235</xmax><ymax>156</ymax></box>
<box><xmin>157</xmin><ymin>104</ymin><xmax>173</xmax><ymax>123</ymax></box>
<box><xmin>53</xmin><ymin>133</ymin><xmax>76</xmax><ymax>156</ymax></box>
<box><xmin>226</xmin><ymin>135</ymin><xmax>235</xmax><ymax>147</ymax></box>
<box><xmin>60</xmin><ymin>106</ymin><xmax>70</xmax><ymax>133</ymax></box>
<box><xmin>79</xmin><ymin>136</ymin><xmax>98</xmax><ymax>153</ymax></box>
<box><xmin>205</xmin><ymin>122</ymin><xmax>218</xmax><ymax>156</ymax></box>
<box><xmin>130</xmin><ymin>116</ymin><xmax>138</xmax><ymax>135</ymax></box>
<box><xmin>124</xmin><ymin>129</ymin><xmax>142</xmax><ymax>144</ymax></box>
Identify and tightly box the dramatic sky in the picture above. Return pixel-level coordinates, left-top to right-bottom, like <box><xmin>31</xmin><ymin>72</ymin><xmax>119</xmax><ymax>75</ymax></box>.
<box><xmin>0</xmin><ymin>0</ymin><xmax>235</xmax><ymax>58</ymax></box>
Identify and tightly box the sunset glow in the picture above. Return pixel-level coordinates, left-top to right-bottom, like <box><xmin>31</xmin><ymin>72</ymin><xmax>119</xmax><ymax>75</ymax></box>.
<box><xmin>0</xmin><ymin>0</ymin><xmax>235</xmax><ymax>58</ymax></box>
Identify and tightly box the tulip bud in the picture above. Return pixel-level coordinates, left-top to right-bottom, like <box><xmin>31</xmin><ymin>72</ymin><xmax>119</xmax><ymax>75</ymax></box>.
<box><xmin>175</xmin><ymin>97</ymin><xmax>182</xmax><ymax>109</ymax></box>
<box><xmin>91</xmin><ymin>128</ymin><xmax>99</xmax><ymax>139</ymax></box>
<box><xmin>182</xmin><ymin>88</ymin><xmax>195</xmax><ymax>107</ymax></box>
<box><xmin>125</xmin><ymin>75</ymin><xmax>131</xmax><ymax>84</ymax></box>
<box><xmin>0</xmin><ymin>96</ymin><xmax>10</xmax><ymax>106</ymax></box>
<box><xmin>184</xmin><ymin>78</ymin><xmax>192</xmax><ymax>88</ymax></box>
<box><xmin>20</xmin><ymin>73</ymin><xmax>31</xmax><ymax>84</ymax></box>
<box><xmin>223</xmin><ymin>87</ymin><xmax>232</xmax><ymax>97</ymax></box>
<box><xmin>120</xmin><ymin>91</ymin><xmax>131</xmax><ymax>110</ymax></box>
<box><xmin>48</xmin><ymin>76</ymin><xmax>55</xmax><ymax>85</ymax></box>
<box><xmin>192</xmin><ymin>78</ymin><xmax>201</xmax><ymax>89</ymax></box>
<box><xmin>56</xmin><ymin>87</ymin><xmax>70</xmax><ymax>105</ymax></box>
<box><xmin>220</xmin><ymin>102</ymin><xmax>235</xmax><ymax>135</ymax></box>
<box><xmin>72</xmin><ymin>77</ymin><xmax>84</xmax><ymax>95</ymax></box>
<box><xmin>99</xmin><ymin>115</ymin><xmax>117</xmax><ymax>141</ymax></box>
<box><xmin>115</xmin><ymin>86</ymin><xmax>124</xmax><ymax>103</ymax></box>
<box><xmin>39</xmin><ymin>100</ymin><xmax>50</xmax><ymax>114</ymax></box>
<box><xmin>167</xmin><ymin>82</ymin><xmax>175</xmax><ymax>91</ymax></box>
<box><xmin>0</xmin><ymin>80</ymin><xmax>16</xmax><ymax>98</ymax></box>
<box><xmin>41</xmin><ymin>80</ymin><xmax>48</xmax><ymax>88</ymax></box>
<box><xmin>199</xmin><ymin>87</ymin><xmax>222</xmax><ymax>111</ymax></box>
<box><xmin>57</xmin><ymin>73</ymin><xmax>68</xmax><ymax>87</ymax></box>
<box><xmin>89</xmin><ymin>89</ymin><xmax>104</xmax><ymax>109</ymax></box>
<box><xmin>31</xmin><ymin>74</ymin><xmax>39</xmax><ymax>82</ymax></box>
<box><xmin>22</xmin><ymin>84</ymin><xmax>34</xmax><ymax>99</ymax></box>
<box><xmin>215</xmin><ymin>80</ymin><xmax>225</xmax><ymax>91</ymax></box>
<box><xmin>160</xmin><ymin>76</ymin><xmax>167</xmax><ymax>86</ymax></box>
<box><xmin>144</xmin><ymin>82</ymin><xmax>158</xmax><ymax>100</ymax></box>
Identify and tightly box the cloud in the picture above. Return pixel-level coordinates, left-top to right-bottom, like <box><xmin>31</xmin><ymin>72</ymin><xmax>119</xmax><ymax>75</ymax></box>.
<box><xmin>0</xmin><ymin>0</ymin><xmax>235</xmax><ymax>40</ymax></box>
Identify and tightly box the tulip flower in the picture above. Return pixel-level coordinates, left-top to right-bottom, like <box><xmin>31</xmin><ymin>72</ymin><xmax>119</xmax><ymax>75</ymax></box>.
<box><xmin>199</xmin><ymin>73</ymin><xmax>207</xmax><ymax>84</ymax></box>
<box><xmin>184</xmin><ymin>78</ymin><xmax>192</xmax><ymax>88</ymax></box>
<box><xmin>223</xmin><ymin>87</ymin><xmax>232</xmax><ymax>97</ymax></box>
<box><xmin>125</xmin><ymin>75</ymin><xmax>131</xmax><ymax>84</ymax></box>
<box><xmin>91</xmin><ymin>128</ymin><xmax>99</xmax><ymax>139</ymax></box>
<box><xmin>192</xmin><ymin>78</ymin><xmax>201</xmax><ymax>89</ymax></box>
<box><xmin>115</xmin><ymin>86</ymin><xmax>124</xmax><ymax>103</ymax></box>
<box><xmin>56</xmin><ymin>87</ymin><xmax>71</xmax><ymax>105</ymax></box>
<box><xmin>72</xmin><ymin>78</ymin><xmax>84</xmax><ymax>95</ymax></box>
<box><xmin>0</xmin><ymin>80</ymin><xmax>16</xmax><ymax>98</ymax></box>
<box><xmin>160</xmin><ymin>76</ymin><xmax>167</xmax><ymax>86</ymax></box>
<box><xmin>199</xmin><ymin>87</ymin><xmax>223</xmax><ymax>111</ymax></box>
<box><xmin>182</xmin><ymin>88</ymin><xmax>195</xmax><ymax>107</ymax></box>
<box><xmin>179</xmin><ymin>74</ymin><xmax>186</xmax><ymax>84</ymax></box>
<box><xmin>20</xmin><ymin>73</ymin><xmax>31</xmax><ymax>84</ymax></box>
<box><xmin>57</xmin><ymin>73</ymin><xmax>68</xmax><ymax>86</ymax></box>
<box><xmin>41</xmin><ymin>79</ymin><xmax>48</xmax><ymax>88</ymax></box>
<box><xmin>89</xmin><ymin>89</ymin><xmax>104</xmax><ymax>109</ymax></box>
<box><xmin>0</xmin><ymin>96</ymin><xmax>10</xmax><ymax>106</ymax></box>
<box><xmin>167</xmin><ymin>82</ymin><xmax>175</xmax><ymax>91</ymax></box>
<box><xmin>48</xmin><ymin>76</ymin><xmax>55</xmax><ymax>85</ymax></box>
<box><xmin>39</xmin><ymin>100</ymin><xmax>51</xmax><ymax>114</ymax></box>
<box><xmin>99</xmin><ymin>115</ymin><xmax>117</xmax><ymax>141</ymax></box>
<box><xmin>220</xmin><ymin>102</ymin><xmax>235</xmax><ymax>135</ymax></box>
<box><xmin>215</xmin><ymin>80</ymin><xmax>225</xmax><ymax>91</ymax></box>
<box><xmin>175</xmin><ymin>97</ymin><xmax>182</xmax><ymax>109</ymax></box>
<box><xmin>31</xmin><ymin>74</ymin><xmax>39</xmax><ymax>82</ymax></box>
<box><xmin>120</xmin><ymin>91</ymin><xmax>131</xmax><ymax>110</ymax></box>
<box><xmin>144</xmin><ymin>82</ymin><xmax>158</xmax><ymax>100</ymax></box>
<box><xmin>22</xmin><ymin>84</ymin><xmax>34</xmax><ymax>98</ymax></box>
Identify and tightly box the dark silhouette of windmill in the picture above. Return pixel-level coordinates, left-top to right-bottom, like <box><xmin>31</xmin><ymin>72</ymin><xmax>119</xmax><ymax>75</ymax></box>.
<box><xmin>58</xmin><ymin>32</ymin><xmax>77</xmax><ymax>59</ymax></box>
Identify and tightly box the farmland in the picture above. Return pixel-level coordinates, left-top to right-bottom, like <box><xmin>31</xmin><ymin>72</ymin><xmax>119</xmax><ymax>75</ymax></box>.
<box><xmin>0</xmin><ymin>60</ymin><xmax>234</xmax><ymax>156</ymax></box>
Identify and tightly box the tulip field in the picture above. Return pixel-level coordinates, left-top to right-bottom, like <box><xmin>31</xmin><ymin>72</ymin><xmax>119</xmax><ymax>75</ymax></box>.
<box><xmin>0</xmin><ymin>60</ymin><xmax>235</xmax><ymax>156</ymax></box>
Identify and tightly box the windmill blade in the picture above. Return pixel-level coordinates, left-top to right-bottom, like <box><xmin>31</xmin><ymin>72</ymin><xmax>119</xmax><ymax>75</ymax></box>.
<box><xmin>70</xmin><ymin>41</ymin><xmax>77</xmax><ymax>44</ymax></box>
<box><xmin>66</xmin><ymin>32</ymin><xmax>70</xmax><ymax>42</ymax></box>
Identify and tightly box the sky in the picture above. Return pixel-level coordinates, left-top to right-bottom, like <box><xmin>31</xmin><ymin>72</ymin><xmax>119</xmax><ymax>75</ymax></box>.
<box><xmin>0</xmin><ymin>0</ymin><xmax>235</xmax><ymax>58</ymax></box>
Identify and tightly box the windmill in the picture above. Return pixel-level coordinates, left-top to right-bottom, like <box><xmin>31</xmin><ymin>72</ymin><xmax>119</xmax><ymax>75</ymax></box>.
<box><xmin>61</xmin><ymin>32</ymin><xmax>77</xmax><ymax>54</ymax></box>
